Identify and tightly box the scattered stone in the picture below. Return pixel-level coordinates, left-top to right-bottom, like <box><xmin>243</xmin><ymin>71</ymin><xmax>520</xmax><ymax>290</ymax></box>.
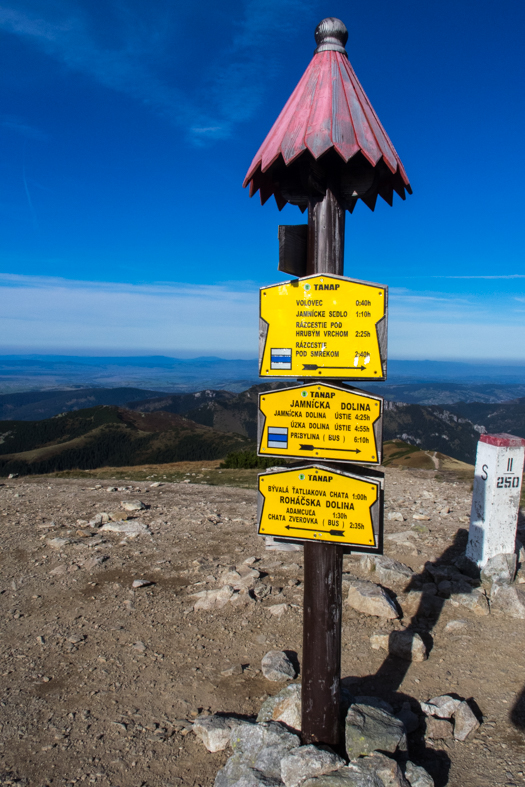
<box><xmin>261</xmin><ymin>651</ymin><xmax>297</xmax><ymax>682</ymax></box>
<box><xmin>83</xmin><ymin>556</ymin><xmax>109</xmax><ymax>571</ymax></box>
<box><xmin>413</xmin><ymin>514</ymin><xmax>430</xmax><ymax>521</ymax></box>
<box><xmin>443</xmin><ymin>619</ymin><xmax>469</xmax><ymax>633</ymax></box>
<box><xmin>90</xmin><ymin>513</ymin><xmax>109</xmax><ymax>526</ymax></box>
<box><xmin>150</xmin><ymin>482</ymin><xmax>162</xmax><ymax>487</ymax></box>
<box><xmin>450</xmin><ymin>588</ymin><xmax>489</xmax><ymax>616</ymax></box>
<box><xmin>132</xmin><ymin>641</ymin><xmax>146</xmax><ymax>653</ymax></box>
<box><xmin>193</xmin><ymin>714</ymin><xmax>240</xmax><ymax>752</ymax></box>
<box><xmin>8</xmin><ymin>473</ymin><xmax>19</xmax><ymax>479</ymax></box>
<box><xmin>424</xmin><ymin>717</ymin><xmax>453</xmax><ymax>740</ymax></box>
<box><xmin>490</xmin><ymin>584</ymin><xmax>525</xmax><ymax>618</ymax></box>
<box><xmin>257</xmin><ymin>684</ymin><xmax>301</xmax><ymax>732</ymax></box>
<box><xmin>253</xmin><ymin>583</ymin><xmax>271</xmax><ymax>600</ymax></box>
<box><xmin>396</xmin><ymin>703</ymin><xmax>420</xmax><ymax>734</ymax></box>
<box><xmin>387</xmin><ymin>512</ymin><xmax>405</xmax><ymax>522</ymax></box>
<box><xmin>100</xmin><ymin>521</ymin><xmax>151</xmax><ymax>537</ymax></box>
<box><xmin>453</xmin><ymin>700</ymin><xmax>480</xmax><ymax>741</ymax></box>
<box><xmin>192</xmin><ymin>586</ymin><xmax>234</xmax><ymax>611</ymax></box>
<box><xmin>268</xmin><ymin>603</ymin><xmax>289</xmax><ymax>618</ymax></box>
<box><xmin>405</xmin><ymin>761</ymin><xmax>434</xmax><ymax>787</ymax></box>
<box><xmin>281</xmin><ymin>745</ymin><xmax>345</xmax><ymax>787</ymax></box>
<box><xmin>345</xmin><ymin>703</ymin><xmax>407</xmax><ymax>758</ymax></box>
<box><xmin>265</xmin><ymin>536</ymin><xmax>302</xmax><ymax>552</ymax></box>
<box><xmin>370</xmin><ymin>630</ymin><xmax>427</xmax><ymax>662</ymax></box>
<box><xmin>49</xmin><ymin>564</ymin><xmax>67</xmax><ymax>576</ymax></box>
<box><xmin>481</xmin><ymin>553</ymin><xmax>517</xmax><ymax>586</ymax></box>
<box><xmin>121</xmin><ymin>499</ymin><xmax>146</xmax><ymax>511</ymax></box>
<box><xmin>108</xmin><ymin>511</ymin><xmax>129</xmax><ymax>521</ymax></box>
<box><xmin>420</xmin><ymin>695</ymin><xmax>461</xmax><ymax>719</ymax></box>
<box><xmin>346</xmin><ymin>580</ymin><xmax>399</xmax><ymax>619</ymax></box>
<box><xmin>132</xmin><ymin>579</ymin><xmax>153</xmax><ymax>589</ymax></box>
<box><xmin>47</xmin><ymin>537</ymin><xmax>70</xmax><ymax>549</ymax></box>
<box><xmin>66</xmin><ymin>634</ymin><xmax>84</xmax><ymax>645</ymax></box>
<box><xmin>221</xmin><ymin>664</ymin><xmax>244</xmax><ymax>677</ymax></box>
<box><xmin>221</xmin><ymin>565</ymin><xmax>261</xmax><ymax>590</ymax></box>
<box><xmin>385</xmin><ymin>531</ymin><xmax>416</xmax><ymax>545</ymax></box>
<box><xmin>106</xmin><ymin>487</ymin><xmax>117</xmax><ymax>492</ymax></box>
<box><xmin>361</xmin><ymin>555</ymin><xmax>413</xmax><ymax>587</ymax></box>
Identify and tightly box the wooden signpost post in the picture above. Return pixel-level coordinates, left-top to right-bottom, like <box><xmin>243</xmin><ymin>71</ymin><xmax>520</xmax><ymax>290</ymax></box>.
<box><xmin>244</xmin><ymin>17</ymin><xmax>412</xmax><ymax>747</ymax></box>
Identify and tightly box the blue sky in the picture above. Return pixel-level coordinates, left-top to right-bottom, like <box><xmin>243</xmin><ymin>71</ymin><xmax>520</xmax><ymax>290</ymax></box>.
<box><xmin>1</xmin><ymin>0</ymin><xmax>524</xmax><ymax>360</ymax></box>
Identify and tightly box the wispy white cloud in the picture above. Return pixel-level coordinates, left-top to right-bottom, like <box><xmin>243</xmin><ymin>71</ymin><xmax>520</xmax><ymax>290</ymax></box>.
<box><xmin>0</xmin><ymin>114</ymin><xmax>48</xmax><ymax>140</ymax></box>
<box><xmin>388</xmin><ymin>286</ymin><xmax>524</xmax><ymax>326</ymax></box>
<box><xmin>0</xmin><ymin>273</ymin><xmax>258</xmax><ymax>352</ymax></box>
<box><xmin>0</xmin><ymin>0</ymin><xmax>316</xmax><ymax>144</ymax></box>
<box><xmin>1</xmin><ymin>274</ymin><xmax>524</xmax><ymax>360</ymax></box>
<box><xmin>389</xmin><ymin>320</ymin><xmax>525</xmax><ymax>361</ymax></box>
<box><xmin>426</xmin><ymin>274</ymin><xmax>525</xmax><ymax>279</ymax></box>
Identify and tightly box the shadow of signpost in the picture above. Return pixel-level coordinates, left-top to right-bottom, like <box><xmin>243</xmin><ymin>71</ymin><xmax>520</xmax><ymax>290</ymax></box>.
<box><xmin>343</xmin><ymin>528</ymin><xmax>482</xmax><ymax>787</ymax></box>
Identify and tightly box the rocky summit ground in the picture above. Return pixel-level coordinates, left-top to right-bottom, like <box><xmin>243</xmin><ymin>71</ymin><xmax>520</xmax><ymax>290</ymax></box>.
<box><xmin>1</xmin><ymin>467</ymin><xmax>525</xmax><ymax>787</ymax></box>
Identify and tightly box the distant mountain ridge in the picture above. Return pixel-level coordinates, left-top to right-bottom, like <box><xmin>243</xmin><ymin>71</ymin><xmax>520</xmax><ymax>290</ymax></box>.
<box><xmin>0</xmin><ymin>387</ymin><xmax>165</xmax><ymax>421</ymax></box>
<box><xmin>2</xmin><ymin>383</ymin><xmax>524</xmax><ymax>473</ymax></box>
<box><xmin>0</xmin><ymin>406</ymin><xmax>250</xmax><ymax>477</ymax></box>
<box><xmin>3</xmin><ymin>381</ymin><xmax>525</xmax><ymax>421</ymax></box>
<box><xmin>2</xmin><ymin>354</ymin><xmax>525</xmax><ymax>396</ymax></box>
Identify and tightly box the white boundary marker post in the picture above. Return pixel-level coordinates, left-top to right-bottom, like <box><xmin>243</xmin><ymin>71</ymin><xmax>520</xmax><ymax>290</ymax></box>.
<box><xmin>467</xmin><ymin>433</ymin><xmax>525</xmax><ymax>567</ymax></box>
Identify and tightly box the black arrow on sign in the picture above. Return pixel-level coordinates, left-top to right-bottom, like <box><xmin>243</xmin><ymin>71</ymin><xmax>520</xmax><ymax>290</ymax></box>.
<box><xmin>285</xmin><ymin>525</ymin><xmax>345</xmax><ymax>536</ymax></box>
<box><xmin>302</xmin><ymin>364</ymin><xmax>367</xmax><ymax>371</ymax></box>
<box><xmin>299</xmin><ymin>444</ymin><xmax>362</xmax><ymax>454</ymax></box>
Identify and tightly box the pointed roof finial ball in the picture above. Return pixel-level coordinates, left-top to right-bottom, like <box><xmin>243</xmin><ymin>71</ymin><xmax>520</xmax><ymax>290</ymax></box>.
<box><xmin>314</xmin><ymin>18</ymin><xmax>348</xmax><ymax>55</ymax></box>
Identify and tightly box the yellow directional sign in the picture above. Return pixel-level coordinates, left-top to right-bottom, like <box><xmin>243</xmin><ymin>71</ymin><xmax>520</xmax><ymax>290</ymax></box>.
<box><xmin>257</xmin><ymin>465</ymin><xmax>383</xmax><ymax>551</ymax></box>
<box><xmin>258</xmin><ymin>383</ymin><xmax>383</xmax><ymax>465</ymax></box>
<box><xmin>259</xmin><ymin>274</ymin><xmax>387</xmax><ymax>380</ymax></box>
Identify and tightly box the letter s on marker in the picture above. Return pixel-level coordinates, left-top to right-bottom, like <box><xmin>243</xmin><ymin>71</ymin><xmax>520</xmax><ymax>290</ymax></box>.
<box><xmin>481</xmin><ymin>464</ymin><xmax>488</xmax><ymax>481</ymax></box>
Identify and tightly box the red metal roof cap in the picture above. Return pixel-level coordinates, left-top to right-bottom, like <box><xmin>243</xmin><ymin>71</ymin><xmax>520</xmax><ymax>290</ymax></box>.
<box><xmin>244</xmin><ymin>18</ymin><xmax>411</xmax><ymax>212</ymax></box>
<box><xmin>480</xmin><ymin>433</ymin><xmax>525</xmax><ymax>448</ymax></box>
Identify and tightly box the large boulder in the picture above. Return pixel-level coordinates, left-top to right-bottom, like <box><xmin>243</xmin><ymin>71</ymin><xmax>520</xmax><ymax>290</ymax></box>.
<box><xmin>193</xmin><ymin>714</ymin><xmax>240</xmax><ymax>752</ymax></box>
<box><xmin>215</xmin><ymin>756</ymin><xmax>282</xmax><ymax>787</ymax></box>
<box><xmin>420</xmin><ymin>695</ymin><xmax>460</xmax><ymax>719</ymax></box>
<box><xmin>453</xmin><ymin>701</ymin><xmax>480</xmax><ymax>741</ymax></box>
<box><xmin>346</xmin><ymin>580</ymin><xmax>399</xmax><ymax>619</ymax></box>
<box><xmin>351</xmin><ymin>753</ymin><xmax>409</xmax><ymax>787</ymax></box>
<box><xmin>370</xmin><ymin>631</ymin><xmax>427</xmax><ymax>662</ymax></box>
<box><xmin>281</xmin><ymin>745</ymin><xmax>345</xmax><ymax>787</ymax></box>
<box><xmin>257</xmin><ymin>684</ymin><xmax>302</xmax><ymax>732</ymax></box>
<box><xmin>345</xmin><ymin>703</ymin><xmax>407</xmax><ymax>759</ymax></box>
<box><xmin>221</xmin><ymin>721</ymin><xmax>300</xmax><ymax>784</ymax></box>
<box><xmin>450</xmin><ymin>588</ymin><xmax>489</xmax><ymax>616</ymax></box>
<box><xmin>361</xmin><ymin>556</ymin><xmax>413</xmax><ymax>588</ymax></box>
<box><xmin>490</xmin><ymin>584</ymin><xmax>525</xmax><ymax>619</ymax></box>
<box><xmin>424</xmin><ymin>717</ymin><xmax>453</xmax><ymax>740</ymax></box>
<box><xmin>405</xmin><ymin>761</ymin><xmax>434</xmax><ymax>787</ymax></box>
<box><xmin>261</xmin><ymin>651</ymin><xmax>297</xmax><ymax>682</ymax></box>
